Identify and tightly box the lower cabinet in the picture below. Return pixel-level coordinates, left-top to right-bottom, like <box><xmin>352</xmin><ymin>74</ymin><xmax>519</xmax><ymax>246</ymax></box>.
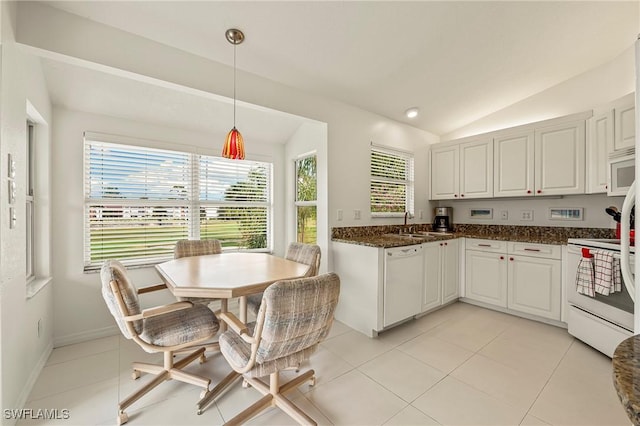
<box><xmin>465</xmin><ymin>239</ymin><xmax>508</xmax><ymax>307</ymax></box>
<box><xmin>465</xmin><ymin>239</ymin><xmax>562</xmax><ymax>321</ymax></box>
<box><xmin>507</xmin><ymin>243</ymin><xmax>561</xmax><ymax>320</ymax></box>
<box><xmin>423</xmin><ymin>239</ymin><xmax>459</xmax><ymax>312</ymax></box>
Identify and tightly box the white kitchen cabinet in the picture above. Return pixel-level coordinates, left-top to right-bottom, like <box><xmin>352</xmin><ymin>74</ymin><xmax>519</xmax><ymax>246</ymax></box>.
<box><xmin>384</xmin><ymin>245</ymin><xmax>424</xmax><ymax>327</ymax></box>
<box><xmin>507</xmin><ymin>253</ymin><xmax>561</xmax><ymax>321</ymax></box>
<box><xmin>460</xmin><ymin>138</ymin><xmax>493</xmax><ymax>199</ymax></box>
<box><xmin>430</xmin><ymin>144</ymin><xmax>459</xmax><ymax>200</ymax></box>
<box><xmin>493</xmin><ymin>131</ymin><xmax>535</xmax><ymax>197</ymax></box>
<box><xmin>534</xmin><ymin>120</ymin><xmax>585</xmax><ymax>196</ymax></box>
<box><xmin>422</xmin><ymin>239</ymin><xmax>459</xmax><ymax>312</ymax></box>
<box><xmin>464</xmin><ymin>239</ymin><xmax>562</xmax><ymax>322</ymax></box>
<box><xmin>612</xmin><ymin>94</ymin><xmax>635</xmax><ymax>153</ymax></box>
<box><xmin>465</xmin><ymin>239</ymin><xmax>508</xmax><ymax>307</ymax></box>
<box><xmin>430</xmin><ymin>138</ymin><xmax>492</xmax><ymax>200</ymax></box>
<box><xmin>586</xmin><ymin>110</ymin><xmax>613</xmax><ymax>194</ymax></box>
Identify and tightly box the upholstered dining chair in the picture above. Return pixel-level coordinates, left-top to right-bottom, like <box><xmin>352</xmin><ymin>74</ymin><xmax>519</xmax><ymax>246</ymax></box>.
<box><xmin>101</xmin><ymin>259</ymin><xmax>220</xmax><ymax>425</ymax></box>
<box><xmin>246</xmin><ymin>242</ymin><xmax>321</xmax><ymax>317</ymax></box>
<box><xmin>173</xmin><ymin>239</ymin><xmax>224</xmax><ymax>307</ymax></box>
<box><xmin>217</xmin><ymin>272</ymin><xmax>340</xmax><ymax>425</ymax></box>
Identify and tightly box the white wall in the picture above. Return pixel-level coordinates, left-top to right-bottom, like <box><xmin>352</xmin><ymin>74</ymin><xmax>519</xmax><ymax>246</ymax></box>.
<box><xmin>443</xmin><ymin>46</ymin><xmax>635</xmax><ymax>141</ymax></box>
<box><xmin>0</xmin><ymin>1</ymin><xmax>54</xmax><ymax>416</ymax></box>
<box><xmin>51</xmin><ymin>108</ymin><xmax>289</xmax><ymax>346</ymax></box>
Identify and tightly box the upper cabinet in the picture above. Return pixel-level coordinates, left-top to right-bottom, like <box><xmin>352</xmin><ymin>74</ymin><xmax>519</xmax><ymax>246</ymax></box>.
<box><xmin>431</xmin><ymin>112</ymin><xmax>588</xmax><ymax>200</ymax></box>
<box><xmin>586</xmin><ymin>110</ymin><xmax>613</xmax><ymax>194</ymax></box>
<box><xmin>534</xmin><ymin>120</ymin><xmax>585</xmax><ymax>196</ymax></box>
<box><xmin>430</xmin><ymin>144</ymin><xmax>459</xmax><ymax>199</ymax></box>
<box><xmin>460</xmin><ymin>138</ymin><xmax>494</xmax><ymax>199</ymax></box>
<box><xmin>612</xmin><ymin>94</ymin><xmax>635</xmax><ymax>153</ymax></box>
<box><xmin>494</xmin><ymin>131</ymin><xmax>534</xmax><ymax>197</ymax></box>
<box><xmin>585</xmin><ymin>93</ymin><xmax>635</xmax><ymax>195</ymax></box>
<box><xmin>431</xmin><ymin>138</ymin><xmax>493</xmax><ymax>200</ymax></box>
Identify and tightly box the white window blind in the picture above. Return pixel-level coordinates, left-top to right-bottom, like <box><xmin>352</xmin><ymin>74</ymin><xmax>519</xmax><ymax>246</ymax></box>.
<box><xmin>84</xmin><ymin>138</ymin><xmax>273</xmax><ymax>270</ymax></box>
<box><xmin>370</xmin><ymin>146</ymin><xmax>414</xmax><ymax>216</ymax></box>
<box><xmin>199</xmin><ymin>156</ymin><xmax>271</xmax><ymax>250</ymax></box>
<box><xmin>84</xmin><ymin>141</ymin><xmax>191</xmax><ymax>268</ymax></box>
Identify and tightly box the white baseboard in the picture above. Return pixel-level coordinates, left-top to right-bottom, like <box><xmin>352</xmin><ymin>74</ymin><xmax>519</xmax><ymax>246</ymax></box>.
<box><xmin>12</xmin><ymin>341</ymin><xmax>54</xmax><ymax>424</ymax></box>
<box><xmin>53</xmin><ymin>325</ymin><xmax>119</xmax><ymax>348</ymax></box>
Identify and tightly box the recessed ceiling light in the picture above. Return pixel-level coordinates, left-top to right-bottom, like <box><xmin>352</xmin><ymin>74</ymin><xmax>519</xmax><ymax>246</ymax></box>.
<box><xmin>405</xmin><ymin>108</ymin><xmax>419</xmax><ymax>119</ymax></box>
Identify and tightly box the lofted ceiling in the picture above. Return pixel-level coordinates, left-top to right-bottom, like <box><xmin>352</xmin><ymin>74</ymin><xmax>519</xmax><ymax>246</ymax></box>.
<box><xmin>40</xmin><ymin>1</ymin><xmax>639</xmax><ymax>139</ymax></box>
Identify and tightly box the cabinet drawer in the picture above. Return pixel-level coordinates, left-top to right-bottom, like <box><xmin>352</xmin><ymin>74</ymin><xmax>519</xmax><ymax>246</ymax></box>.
<box><xmin>507</xmin><ymin>242</ymin><xmax>561</xmax><ymax>259</ymax></box>
<box><xmin>466</xmin><ymin>239</ymin><xmax>507</xmax><ymax>253</ymax></box>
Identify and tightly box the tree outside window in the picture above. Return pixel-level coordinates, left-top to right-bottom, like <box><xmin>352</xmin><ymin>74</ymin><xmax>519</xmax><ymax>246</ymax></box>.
<box><xmin>295</xmin><ymin>155</ymin><xmax>317</xmax><ymax>244</ymax></box>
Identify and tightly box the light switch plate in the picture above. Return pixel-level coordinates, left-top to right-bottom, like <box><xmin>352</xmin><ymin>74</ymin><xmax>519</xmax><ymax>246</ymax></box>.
<box><xmin>8</xmin><ymin>180</ymin><xmax>16</xmax><ymax>204</ymax></box>
<box><xmin>9</xmin><ymin>207</ymin><xmax>16</xmax><ymax>229</ymax></box>
<box><xmin>7</xmin><ymin>154</ymin><xmax>15</xmax><ymax>178</ymax></box>
<box><xmin>520</xmin><ymin>210</ymin><xmax>533</xmax><ymax>221</ymax></box>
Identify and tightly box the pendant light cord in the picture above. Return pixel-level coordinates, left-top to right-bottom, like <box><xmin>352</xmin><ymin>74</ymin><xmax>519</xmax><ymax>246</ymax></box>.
<box><xmin>233</xmin><ymin>42</ymin><xmax>237</xmax><ymax>128</ymax></box>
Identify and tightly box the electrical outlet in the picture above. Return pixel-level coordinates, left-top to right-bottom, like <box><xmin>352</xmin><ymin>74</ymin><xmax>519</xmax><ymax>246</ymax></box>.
<box><xmin>37</xmin><ymin>319</ymin><xmax>42</xmax><ymax>338</ymax></box>
<box><xmin>419</xmin><ymin>210</ymin><xmax>424</xmax><ymax>220</ymax></box>
<box><xmin>354</xmin><ymin>209</ymin><xmax>361</xmax><ymax>220</ymax></box>
<box><xmin>337</xmin><ymin>209</ymin><xmax>343</xmax><ymax>221</ymax></box>
<box><xmin>521</xmin><ymin>210</ymin><xmax>533</xmax><ymax>221</ymax></box>
<box><xmin>500</xmin><ymin>210</ymin><xmax>508</xmax><ymax>220</ymax></box>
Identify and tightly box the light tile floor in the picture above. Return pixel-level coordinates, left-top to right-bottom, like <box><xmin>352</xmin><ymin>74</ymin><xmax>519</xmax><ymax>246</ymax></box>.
<box><xmin>19</xmin><ymin>302</ymin><xmax>630</xmax><ymax>426</ymax></box>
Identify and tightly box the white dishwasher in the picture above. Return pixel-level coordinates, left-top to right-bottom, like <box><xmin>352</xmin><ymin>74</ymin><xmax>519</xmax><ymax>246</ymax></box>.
<box><xmin>383</xmin><ymin>244</ymin><xmax>424</xmax><ymax>327</ymax></box>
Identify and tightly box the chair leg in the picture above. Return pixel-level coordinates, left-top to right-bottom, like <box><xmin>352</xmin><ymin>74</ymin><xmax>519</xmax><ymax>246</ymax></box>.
<box><xmin>223</xmin><ymin>371</ymin><xmax>318</xmax><ymax>426</ymax></box>
<box><xmin>224</xmin><ymin>394</ymin><xmax>274</xmax><ymax>426</ymax></box>
<box><xmin>196</xmin><ymin>371</ymin><xmax>241</xmax><ymax>415</ymax></box>
<box><xmin>273</xmin><ymin>393</ymin><xmax>317</xmax><ymax>426</ymax></box>
<box><xmin>118</xmin><ymin>347</ymin><xmax>211</xmax><ymax>424</ymax></box>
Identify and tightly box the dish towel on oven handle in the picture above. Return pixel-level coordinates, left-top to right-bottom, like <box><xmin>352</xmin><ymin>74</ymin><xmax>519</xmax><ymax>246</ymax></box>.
<box><xmin>593</xmin><ymin>249</ymin><xmax>620</xmax><ymax>296</ymax></box>
<box><xmin>576</xmin><ymin>255</ymin><xmax>595</xmax><ymax>297</ymax></box>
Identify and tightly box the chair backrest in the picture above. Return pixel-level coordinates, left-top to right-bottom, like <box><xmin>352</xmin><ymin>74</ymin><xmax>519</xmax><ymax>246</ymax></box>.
<box><xmin>100</xmin><ymin>260</ymin><xmax>143</xmax><ymax>339</ymax></box>
<box><xmin>285</xmin><ymin>242</ymin><xmax>321</xmax><ymax>277</ymax></box>
<box><xmin>255</xmin><ymin>272</ymin><xmax>340</xmax><ymax>364</ymax></box>
<box><xmin>174</xmin><ymin>239</ymin><xmax>222</xmax><ymax>259</ymax></box>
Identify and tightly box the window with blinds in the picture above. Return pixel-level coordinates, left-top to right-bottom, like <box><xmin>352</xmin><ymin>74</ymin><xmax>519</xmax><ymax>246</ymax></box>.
<box><xmin>370</xmin><ymin>146</ymin><xmax>414</xmax><ymax>216</ymax></box>
<box><xmin>84</xmin><ymin>138</ymin><xmax>272</xmax><ymax>270</ymax></box>
<box><xmin>199</xmin><ymin>156</ymin><xmax>270</xmax><ymax>250</ymax></box>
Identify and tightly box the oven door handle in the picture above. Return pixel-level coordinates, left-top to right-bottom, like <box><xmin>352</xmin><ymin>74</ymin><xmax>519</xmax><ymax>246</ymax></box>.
<box><xmin>621</xmin><ymin>180</ymin><xmax>635</xmax><ymax>302</ymax></box>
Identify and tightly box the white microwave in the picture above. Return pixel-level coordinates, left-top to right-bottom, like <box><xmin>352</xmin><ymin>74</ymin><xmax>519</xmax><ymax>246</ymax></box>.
<box><xmin>608</xmin><ymin>153</ymin><xmax>635</xmax><ymax>196</ymax></box>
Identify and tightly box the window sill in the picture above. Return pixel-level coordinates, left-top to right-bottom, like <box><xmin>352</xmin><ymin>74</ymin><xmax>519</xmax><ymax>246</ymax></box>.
<box><xmin>26</xmin><ymin>276</ymin><xmax>53</xmax><ymax>300</ymax></box>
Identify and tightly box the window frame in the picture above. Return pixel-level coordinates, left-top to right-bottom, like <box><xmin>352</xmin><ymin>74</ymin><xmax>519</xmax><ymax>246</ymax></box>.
<box><xmin>294</xmin><ymin>153</ymin><xmax>317</xmax><ymax>244</ymax></box>
<box><xmin>83</xmin><ymin>136</ymin><xmax>273</xmax><ymax>271</ymax></box>
<box><xmin>370</xmin><ymin>145</ymin><xmax>414</xmax><ymax>218</ymax></box>
<box><xmin>26</xmin><ymin>121</ymin><xmax>36</xmax><ymax>281</ymax></box>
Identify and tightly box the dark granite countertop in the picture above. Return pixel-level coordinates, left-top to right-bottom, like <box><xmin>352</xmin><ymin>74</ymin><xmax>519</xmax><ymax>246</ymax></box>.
<box><xmin>331</xmin><ymin>224</ymin><xmax>616</xmax><ymax>248</ymax></box>
<box><xmin>613</xmin><ymin>335</ymin><xmax>640</xmax><ymax>425</ymax></box>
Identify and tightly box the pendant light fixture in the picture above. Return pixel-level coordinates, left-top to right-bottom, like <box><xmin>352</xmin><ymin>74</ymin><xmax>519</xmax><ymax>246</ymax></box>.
<box><xmin>222</xmin><ymin>28</ymin><xmax>245</xmax><ymax>160</ymax></box>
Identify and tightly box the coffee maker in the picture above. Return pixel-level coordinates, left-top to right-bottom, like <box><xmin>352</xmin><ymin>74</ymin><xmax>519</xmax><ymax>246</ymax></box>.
<box><xmin>433</xmin><ymin>207</ymin><xmax>453</xmax><ymax>233</ymax></box>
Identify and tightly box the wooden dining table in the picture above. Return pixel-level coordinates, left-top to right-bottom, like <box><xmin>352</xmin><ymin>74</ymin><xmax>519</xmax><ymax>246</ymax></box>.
<box><xmin>155</xmin><ymin>251</ymin><xmax>310</xmax><ymax>413</ymax></box>
<box><xmin>155</xmin><ymin>252</ymin><xmax>310</xmax><ymax>322</ymax></box>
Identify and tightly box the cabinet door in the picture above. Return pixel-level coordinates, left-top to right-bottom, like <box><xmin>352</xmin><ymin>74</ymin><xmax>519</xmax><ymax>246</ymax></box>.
<box><xmin>442</xmin><ymin>239</ymin><xmax>459</xmax><ymax>304</ymax></box>
<box><xmin>507</xmin><ymin>255</ymin><xmax>561</xmax><ymax>320</ymax></box>
<box><xmin>534</xmin><ymin>120</ymin><xmax>585</xmax><ymax>196</ymax></box>
<box><xmin>431</xmin><ymin>145</ymin><xmax>459</xmax><ymax>200</ymax></box>
<box><xmin>465</xmin><ymin>250</ymin><xmax>508</xmax><ymax>307</ymax></box>
<box><xmin>614</xmin><ymin>102</ymin><xmax>635</xmax><ymax>152</ymax></box>
<box><xmin>422</xmin><ymin>242</ymin><xmax>442</xmax><ymax>312</ymax></box>
<box><xmin>586</xmin><ymin>111</ymin><xmax>612</xmax><ymax>194</ymax></box>
<box><xmin>460</xmin><ymin>138</ymin><xmax>493</xmax><ymax>199</ymax></box>
<box><xmin>493</xmin><ymin>132</ymin><xmax>534</xmax><ymax>197</ymax></box>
